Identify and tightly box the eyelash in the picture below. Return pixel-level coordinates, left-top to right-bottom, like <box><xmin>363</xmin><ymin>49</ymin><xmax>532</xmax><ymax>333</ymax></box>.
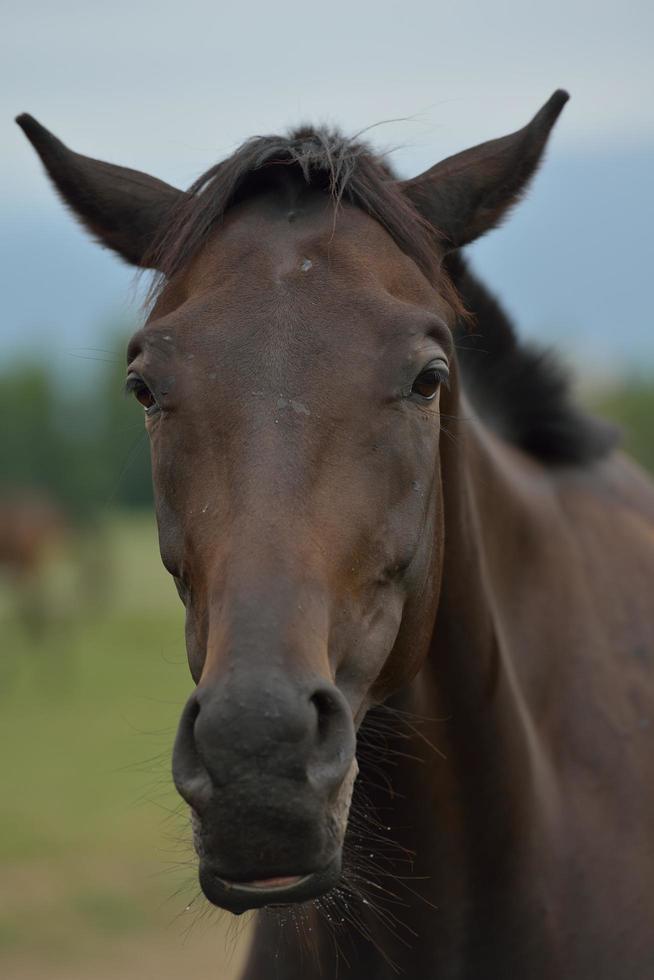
<box><xmin>410</xmin><ymin>363</ymin><xmax>450</xmax><ymax>401</ymax></box>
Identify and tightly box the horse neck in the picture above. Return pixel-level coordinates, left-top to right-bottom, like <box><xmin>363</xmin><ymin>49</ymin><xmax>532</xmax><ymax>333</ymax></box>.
<box><xmin>429</xmin><ymin>390</ymin><xmax>549</xmax><ymax>729</ymax></box>
<box><xmin>425</xmin><ymin>395</ymin><xmax>558</xmax><ymax>808</ymax></box>
<box><xmin>331</xmin><ymin>398</ymin><xmax>561</xmax><ymax>974</ymax></box>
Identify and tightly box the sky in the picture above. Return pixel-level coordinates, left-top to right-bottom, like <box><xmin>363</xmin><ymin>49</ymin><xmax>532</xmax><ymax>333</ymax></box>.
<box><xmin>2</xmin><ymin>0</ymin><xmax>653</xmax><ymax>378</ymax></box>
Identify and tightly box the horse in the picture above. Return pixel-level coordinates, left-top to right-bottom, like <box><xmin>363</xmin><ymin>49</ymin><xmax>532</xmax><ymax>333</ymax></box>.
<box><xmin>0</xmin><ymin>492</ymin><xmax>65</xmax><ymax>577</ymax></box>
<box><xmin>0</xmin><ymin>491</ymin><xmax>67</xmax><ymax>638</ymax></box>
<box><xmin>17</xmin><ymin>91</ymin><xmax>654</xmax><ymax>978</ymax></box>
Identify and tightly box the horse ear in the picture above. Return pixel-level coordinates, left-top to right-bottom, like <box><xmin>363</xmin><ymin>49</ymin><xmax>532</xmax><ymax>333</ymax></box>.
<box><xmin>401</xmin><ymin>90</ymin><xmax>569</xmax><ymax>249</ymax></box>
<box><xmin>16</xmin><ymin>114</ymin><xmax>182</xmax><ymax>268</ymax></box>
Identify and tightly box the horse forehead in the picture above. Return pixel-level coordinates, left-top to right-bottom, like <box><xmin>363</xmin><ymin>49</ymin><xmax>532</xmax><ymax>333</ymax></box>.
<box><xmin>168</xmin><ymin>203</ymin><xmax>433</xmax><ymax>361</ymax></box>
<box><xmin>188</xmin><ymin>194</ymin><xmax>421</xmax><ymax>291</ymax></box>
<box><xmin>147</xmin><ymin>196</ymin><xmax>441</xmax><ymax>389</ymax></box>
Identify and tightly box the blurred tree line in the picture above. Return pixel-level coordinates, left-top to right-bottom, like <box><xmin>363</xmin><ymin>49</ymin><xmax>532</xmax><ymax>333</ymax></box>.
<box><xmin>1</xmin><ymin>333</ymin><xmax>152</xmax><ymax>519</ymax></box>
<box><xmin>594</xmin><ymin>383</ymin><xmax>654</xmax><ymax>475</ymax></box>
<box><xmin>1</xmin><ymin>328</ymin><xmax>653</xmax><ymax>522</ymax></box>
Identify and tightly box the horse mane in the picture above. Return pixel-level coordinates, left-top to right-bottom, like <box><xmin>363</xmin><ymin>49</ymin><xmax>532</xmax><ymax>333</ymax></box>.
<box><xmin>446</xmin><ymin>253</ymin><xmax>619</xmax><ymax>464</ymax></box>
<box><xmin>147</xmin><ymin>127</ymin><xmax>617</xmax><ymax>467</ymax></box>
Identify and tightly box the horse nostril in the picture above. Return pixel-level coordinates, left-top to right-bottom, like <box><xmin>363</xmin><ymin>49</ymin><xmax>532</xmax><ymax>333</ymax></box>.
<box><xmin>172</xmin><ymin>692</ymin><xmax>213</xmax><ymax>813</ymax></box>
<box><xmin>310</xmin><ymin>688</ymin><xmax>339</xmax><ymax>742</ymax></box>
<box><xmin>308</xmin><ymin>685</ymin><xmax>356</xmax><ymax>794</ymax></box>
<box><xmin>174</xmin><ymin>679</ymin><xmax>355</xmax><ymax>808</ymax></box>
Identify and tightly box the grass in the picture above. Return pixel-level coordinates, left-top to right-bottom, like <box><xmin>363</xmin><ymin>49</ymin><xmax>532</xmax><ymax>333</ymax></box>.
<box><xmin>0</xmin><ymin>512</ymin><xmax>249</xmax><ymax>976</ymax></box>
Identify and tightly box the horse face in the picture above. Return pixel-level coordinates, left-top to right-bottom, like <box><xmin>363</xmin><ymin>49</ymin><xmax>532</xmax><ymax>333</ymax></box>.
<box><xmin>126</xmin><ymin>192</ymin><xmax>454</xmax><ymax>909</ymax></box>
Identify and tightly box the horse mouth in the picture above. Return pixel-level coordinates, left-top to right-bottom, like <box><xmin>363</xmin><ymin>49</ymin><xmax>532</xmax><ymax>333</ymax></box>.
<box><xmin>198</xmin><ymin>855</ymin><xmax>342</xmax><ymax>912</ymax></box>
<box><xmin>189</xmin><ymin>759</ymin><xmax>358</xmax><ymax>912</ymax></box>
<box><xmin>233</xmin><ymin>874</ymin><xmax>307</xmax><ymax>889</ymax></box>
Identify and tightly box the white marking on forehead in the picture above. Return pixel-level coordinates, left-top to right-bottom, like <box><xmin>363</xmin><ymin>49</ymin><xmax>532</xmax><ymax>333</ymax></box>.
<box><xmin>276</xmin><ymin>395</ymin><xmax>311</xmax><ymax>416</ymax></box>
<box><xmin>299</xmin><ymin>258</ymin><xmax>313</xmax><ymax>273</ymax></box>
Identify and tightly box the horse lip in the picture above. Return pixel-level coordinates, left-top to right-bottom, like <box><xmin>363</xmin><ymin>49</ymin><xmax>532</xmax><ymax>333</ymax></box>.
<box><xmin>218</xmin><ymin>873</ymin><xmax>310</xmax><ymax>893</ymax></box>
<box><xmin>199</xmin><ymin>854</ymin><xmax>342</xmax><ymax>912</ymax></box>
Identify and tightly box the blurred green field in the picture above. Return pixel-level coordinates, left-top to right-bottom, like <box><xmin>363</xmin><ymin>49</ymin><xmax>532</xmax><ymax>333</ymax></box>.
<box><xmin>0</xmin><ymin>513</ymin><xmax>250</xmax><ymax>980</ymax></box>
<box><xmin>593</xmin><ymin>379</ymin><xmax>654</xmax><ymax>475</ymax></box>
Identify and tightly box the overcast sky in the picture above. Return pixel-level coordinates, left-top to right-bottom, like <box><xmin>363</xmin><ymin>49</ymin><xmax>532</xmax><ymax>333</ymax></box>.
<box><xmin>5</xmin><ymin>0</ymin><xmax>653</xmax><ymax>187</ymax></box>
<box><xmin>2</xmin><ymin>0</ymin><xmax>653</xmax><ymax>374</ymax></box>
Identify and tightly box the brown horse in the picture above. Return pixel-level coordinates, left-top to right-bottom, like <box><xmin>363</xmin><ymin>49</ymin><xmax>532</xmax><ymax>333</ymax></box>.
<box><xmin>0</xmin><ymin>492</ymin><xmax>67</xmax><ymax>638</ymax></box>
<box><xmin>0</xmin><ymin>492</ymin><xmax>65</xmax><ymax>582</ymax></box>
<box><xmin>18</xmin><ymin>92</ymin><xmax>654</xmax><ymax>978</ymax></box>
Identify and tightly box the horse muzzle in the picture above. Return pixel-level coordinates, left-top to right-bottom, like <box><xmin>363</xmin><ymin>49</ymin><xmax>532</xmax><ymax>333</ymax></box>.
<box><xmin>172</xmin><ymin>673</ymin><xmax>357</xmax><ymax>911</ymax></box>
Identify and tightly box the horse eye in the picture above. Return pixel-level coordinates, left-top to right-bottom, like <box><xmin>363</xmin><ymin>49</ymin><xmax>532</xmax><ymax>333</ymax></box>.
<box><xmin>135</xmin><ymin>384</ymin><xmax>155</xmax><ymax>410</ymax></box>
<box><xmin>411</xmin><ymin>365</ymin><xmax>448</xmax><ymax>401</ymax></box>
<box><xmin>126</xmin><ymin>375</ymin><xmax>158</xmax><ymax>414</ymax></box>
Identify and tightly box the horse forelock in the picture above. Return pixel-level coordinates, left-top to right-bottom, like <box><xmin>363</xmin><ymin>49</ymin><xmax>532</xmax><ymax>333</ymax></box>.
<box><xmin>144</xmin><ymin>127</ymin><xmax>457</xmax><ymax>303</ymax></box>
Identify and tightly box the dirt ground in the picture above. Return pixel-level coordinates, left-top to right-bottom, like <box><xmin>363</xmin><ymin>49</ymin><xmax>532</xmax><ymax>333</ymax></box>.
<box><xmin>2</xmin><ymin>925</ymin><xmax>251</xmax><ymax>980</ymax></box>
<box><xmin>0</xmin><ymin>857</ymin><xmax>252</xmax><ymax>980</ymax></box>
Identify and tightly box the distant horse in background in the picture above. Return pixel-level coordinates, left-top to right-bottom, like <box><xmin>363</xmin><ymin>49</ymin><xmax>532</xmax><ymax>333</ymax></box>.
<box><xmin>0</xmin><ymin>492</ymin><xmax>67</xmax><ymax>638</ymax></box>
<box><xmin>0</xmin><ymin>493</ymin><xmax>65</xmax><ymax>580</ymax></box>
<box><xmin>18</xmin><ymin>91</ymin><xmax>654</xmax><ymax>978</ymax></box>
